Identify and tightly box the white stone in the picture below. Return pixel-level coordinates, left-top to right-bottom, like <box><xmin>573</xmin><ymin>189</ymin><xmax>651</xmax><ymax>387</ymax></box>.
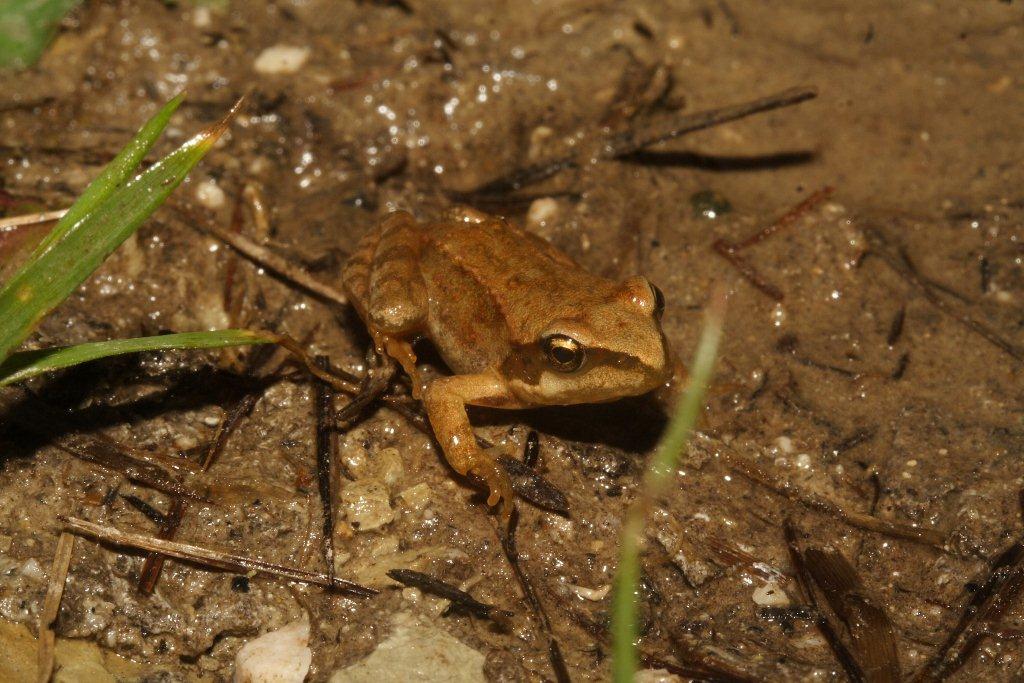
<box><xmin>568</xmin><ymin>583</ymin><xmax>611</xmax><ymax>601</ymax></box>
<box><xmin>19</xmin><ymin>558</ymin><xmax>44</xmax><ymax>582</ymax></box>
<box><xmin>254</xmin><ymin>45</ymin><xmax>310</xmax><ymax>75</ymax></box>
<box><xmin>330</xmin><ymin>613</ymin><xmax>485</xmax><ymax>682</ymax></box>
<box><xmin>634</xmin><ymin>669</ymin><xmax>683</xmax><ymax>682</ymax></box>
<box><xmin>192</xmin><ymin>6</ymin><xmax>212</xmax><ymax>28</ymax></box>
<box><xmin>752</xmin><ymin>581</ymin><xmax>790</xmax><ymax>607</ymax></box>
<box><xmin>341</xmin><ymin>481</ymin><xmax>395</xmax><ymax>531</ymax></box>
<box><xmin>195</xmin><ymin>179</ymin><xmax>226</xmax><ymax>209</ymax></box>
<box><xmin>527</xmin><ymin>197</ymin><xmax>559</xmax><ymax>228</ymax></box>
<box><xmin>398</xmin><ymin>483</ymin><xmax>433</xmax><ymax>510</ymax></box>
<box><xmin>233</xmin><ymin>618</ymin><xmax>311</xmax><ymax>683</ymax></box>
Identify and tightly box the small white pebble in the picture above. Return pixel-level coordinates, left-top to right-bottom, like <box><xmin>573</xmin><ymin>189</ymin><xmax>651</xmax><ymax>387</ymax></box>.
<box><xmin>752</xmin><ymin>581</ymin><xmax>790</xmax><ymax>607</ymax></box>
<box><xmin>635</xmin><ymin>669</ymin><xmax>684</xmax><ymax>683</ymax></box>
<box><xmin>192</xmin><ymin>6</ymin><xmax>212</xmax><ymax>28</ymax></box>
<box><xmin>569</xmin><ymin>583</ymin><xmax>611</xmax><ymax>601</ymax></box>
<box><xmin>795</xmin><ymin>453</ymin><xmax>812</xmax><ymax>469</ymax></box>
<box><xmin>398</xmin><ymin>483</ymin><xmax>432</xmax><ymax>510</ymax></box>
<box><xmin>195</xmin><ymin>179</ymin><xmax>226</xmax><ymax>210</ymax></box>
<box><xmin>203</xmin><ymin>415</ymin><xmax>221</xmax><ymax>427</ymax></box>
<box><xmin>527</xmin><ymin>125</ymin><xmax>554</xmax><ymax>160</ymax></box>
<box><xmin>375</xmin><ymin>447</ymin><xmax>404</xmax><ymax>489</ymax></box>
<box><xmin>254</xmin><ymin>45</ymin><xmax>310</xmax><ymax>75</ymax></box>
<box><xmin>19</xmin><ymin>558</ymin><xmax>45</xmax><ymax>582</ymax></box>
<box><xmin>774</xmin><ymin>436</ymin><xmax>794</xmax><ymax>454</ymax></box>
<box><xmin>234</xmin><ymin>618</ymin><xmax>311</xmax><ymax>683</ymax></box>
<box><xmin>527</xmin><ymin>197</ymin><xmax>560</xmax><ymax>228</ymax></box>
<box><xmin>342</xmin><ymin>481</ymin><xmax>395</xmax><ymax>531</ymax></box>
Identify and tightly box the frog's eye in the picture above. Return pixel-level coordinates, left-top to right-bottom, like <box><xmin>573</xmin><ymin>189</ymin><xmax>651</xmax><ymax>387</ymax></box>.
<box><xmin>650</xmin><ymin>283</ymin><xmax>665</xmax><ymax>319</ymax></box>
<box><xmin>542</xmin><ymin>334</ymin><xmax>586</xmax><ymax>372</ymax></box>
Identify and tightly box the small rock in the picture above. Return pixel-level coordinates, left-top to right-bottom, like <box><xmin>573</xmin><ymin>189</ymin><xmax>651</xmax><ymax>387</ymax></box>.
<box><xmin>192</xmin><ymin>6</ymin><xmax>212</xmax><ymax>29</ymax></box>
<box><xmin>752</xmin><ymin>581</ymin><xmax>790</xmax><ymax>608</ymax></box>
<box><xmin>568</xmin><ymin>583</ymin><xmax>611</xmax><ymax>601</ymax></box>
<box><xmin>233</xmin><ymin>618</ymin><xmax>311</xmax><ymax>683</ymax></box>
<box><xmin>398</xmin><ymin>483</ymin><xmax>432</xmax><ymax>510</ymax></box>
<box><xmin>341</xmin><ymin>481</ymin><xmax>394</xmax><ymax>531</ymax></box>
<box><xmin>527</xmin><ymin>198</ymin><xmax>559</xmax><ymax>229</ymax></box>
<box><xmin>19</xmin><ymin>558</ymin><xmax>44</xmax><ymax>582</ymax></box>
<box><xmin>195</xmin><ymin>179</ymin><xmax>226</xmax><ymax>210</ymax></box>
<box><xmin>375</xmin><ymin>447</ymin><xmax>404</xmax><ymax>490</ymax></box>
<box><xmin>254</xmin><ymin>45</ymin><xmax>310</xmax><ymax>75</ymax></box>
<box><xmin>634</xmin><ymin>670</ymin><xmax>683</xmax><ymax>683</ymax></box>
<box><xmin>329</xmin><ymin>613</ymin><xmax>485</xmax><ymax>682</ymax></box>
<box><xmin>654</xmin><ymin>528</ymin><xmax>716</xmax><ymax>587</ymax></box>
<box><xmin>527</xmin><ymin>125</ymin><xmax>554</xmax><ymax>160</ymax></box>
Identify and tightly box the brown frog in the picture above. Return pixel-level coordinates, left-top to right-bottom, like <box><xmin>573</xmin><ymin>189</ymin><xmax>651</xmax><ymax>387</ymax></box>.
<box><xmin>342</xmin><ymin>207</ymin><xmax>682</xmax><ymax>518</ymax></box>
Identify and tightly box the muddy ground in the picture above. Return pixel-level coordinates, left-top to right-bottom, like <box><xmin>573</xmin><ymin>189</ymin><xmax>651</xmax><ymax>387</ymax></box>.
<box><xmin>1</xmin><ymin>1</ymin><xmax>1023</xmax><ymax>681</ymax></box>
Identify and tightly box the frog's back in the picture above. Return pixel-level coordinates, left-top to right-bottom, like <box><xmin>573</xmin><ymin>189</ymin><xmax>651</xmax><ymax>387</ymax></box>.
<box><xmin>419</xmin><ymin>217</ymin><xmax>615</xmax><ymax>374</ymax></box>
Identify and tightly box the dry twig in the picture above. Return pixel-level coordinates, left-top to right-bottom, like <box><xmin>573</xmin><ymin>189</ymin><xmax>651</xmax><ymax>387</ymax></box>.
<box><xmin>36</xmin><ymin>532</ymin><xmax>75</xmax><ymax>683</ymax></box>
<box><xmin>61</xmin><ymin>516</ymin><xmax>377</xmax><ymax>596</ymax></box>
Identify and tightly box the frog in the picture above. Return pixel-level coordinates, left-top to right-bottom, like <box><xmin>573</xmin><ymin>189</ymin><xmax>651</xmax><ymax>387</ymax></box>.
<box><xmin>341</xmin><ymin>207</ymin><xmax>682</xmax><ymax>519</ymax></box>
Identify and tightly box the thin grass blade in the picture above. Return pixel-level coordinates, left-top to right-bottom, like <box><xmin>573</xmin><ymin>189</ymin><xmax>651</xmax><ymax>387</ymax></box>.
<box><xmin>0</xmin><ymin>99</ymin><xmax>239</xmax><ymax>363</ymax></box>
<box><xmin>26</xmin><ymin>94</ymin><xmax>184</xmax><ymax>262</ymax></box>
<box><xmin>0</xmin><ymin>0</ymin><xmax>79</xmax><ymax>70</ymax></box>
<box><xmin>611</xmin><ymin>292</ymin><xmax>725</xmax><ymax>682</ymax></box>
<box><xmin>0</xmin><ymin>330</ymin><xmax>273</xmax><ymax>387</ymax></box>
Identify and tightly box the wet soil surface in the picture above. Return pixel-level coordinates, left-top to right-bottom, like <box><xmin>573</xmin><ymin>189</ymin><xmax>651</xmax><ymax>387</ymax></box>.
<box><xmin>2</xmin><ymin>1</ymin><xmax>1024</xmax><ymax>680</ymax></box>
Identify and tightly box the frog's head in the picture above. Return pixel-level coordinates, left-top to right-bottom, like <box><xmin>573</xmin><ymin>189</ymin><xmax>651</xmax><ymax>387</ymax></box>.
<box><xmin>506</xmin><ymin>276</ymin><xmax>679</xmax><ymax>405</ymax></box>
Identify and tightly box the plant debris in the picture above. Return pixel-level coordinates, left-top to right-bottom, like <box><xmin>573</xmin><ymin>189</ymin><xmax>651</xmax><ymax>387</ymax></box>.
<box><xmin>61</xmin><ymin>516</ymin><xmax>377</xmax><ymax>597</ymax></box>
<box><xmin>387</xmin><ymin>568</ymin><xmax>513</xmax><ymax>624</ymax></box>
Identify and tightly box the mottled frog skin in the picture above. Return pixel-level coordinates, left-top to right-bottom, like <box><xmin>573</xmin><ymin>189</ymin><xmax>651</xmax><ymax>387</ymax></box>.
<box><xmin>342</xmin><ymin>207</ymin><xmax>681</xmax><ymax>517</ymax></box>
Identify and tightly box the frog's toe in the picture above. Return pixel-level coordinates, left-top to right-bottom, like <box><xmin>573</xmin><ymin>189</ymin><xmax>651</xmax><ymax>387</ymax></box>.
<box><xmin>470</xmin><ymin>461</ymin><xmax>514</xmax><ymax>516</ymax></box>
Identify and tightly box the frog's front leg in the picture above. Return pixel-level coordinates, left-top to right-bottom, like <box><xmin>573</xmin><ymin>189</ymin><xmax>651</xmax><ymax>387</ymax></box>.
<box><xmin>422</xmin><ymin>372</ymin><xmax>517</xmax><ymax>518</ymax></box>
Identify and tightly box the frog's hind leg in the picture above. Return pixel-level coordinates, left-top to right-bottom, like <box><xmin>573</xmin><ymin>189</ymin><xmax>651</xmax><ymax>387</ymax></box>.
<box><xmin>422</xmin><ymin>372</ymin><xmax>517</xmax><ymax>520</ymax></box>
<box><xmin>362</xmin><ymin>211</ymin><xmax>429</xmax><ymax>394</ymax></box>
<box><xmin>367</xmin><ymin>211</ymin><xmax>428</xmax><ymax>335</ymax></box>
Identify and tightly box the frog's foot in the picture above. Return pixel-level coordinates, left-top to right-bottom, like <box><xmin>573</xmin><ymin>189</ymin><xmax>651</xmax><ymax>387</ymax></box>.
<box><xmin>373</xmin><ymin>331</ymin><xmax>424</xmax><ymax>398</ymax></box>
<box><xmin>466</xmin><ymin>453</ymin><xmax>515</xmax><ymax>520</ymax></box>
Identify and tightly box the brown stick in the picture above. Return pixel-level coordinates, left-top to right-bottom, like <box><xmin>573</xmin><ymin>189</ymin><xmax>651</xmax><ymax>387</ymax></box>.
<box><xmin>36</xmin><ymin>532</ymin><xmax>75</xmax><ymax>683</ymax></box>
<box><xmin>0</xmin><ymin>209</ymin><xmax>68</xmax><ymax>231</ymax></box>
<box><xmin>61</xmin><ymin>516</ymin><xmax>377</xmax><ymax>597</ymax></box>
<box><xmin>172</xmin><ymin>203</ymin><xmax>350</xmax><ymax>307</ymax></box>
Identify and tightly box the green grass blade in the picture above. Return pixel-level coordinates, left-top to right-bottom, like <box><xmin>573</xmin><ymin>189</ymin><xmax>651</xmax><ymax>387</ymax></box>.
<box><xmin>0</xmin><ymin>0</ymin><xmax>79</xmax><ymax>70</ymax></box>
<box><xmin>0</xmin><ymin>100</ymin><xmax>238</xmax><ymax>364</ymax></box>
<box><xmin>27</xmin><ymin>94</ymin><xmax>185</xmax><ymax>262</ymax></box>
<box><xmin>0</xmin><ymin>330</ymin><xmax>272</xmax><ymax>387</ymax></box>
<box><xmin>610</xmin><ymin>294</ymin><xmax>724</xmax><ymax>682</ymax></box>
